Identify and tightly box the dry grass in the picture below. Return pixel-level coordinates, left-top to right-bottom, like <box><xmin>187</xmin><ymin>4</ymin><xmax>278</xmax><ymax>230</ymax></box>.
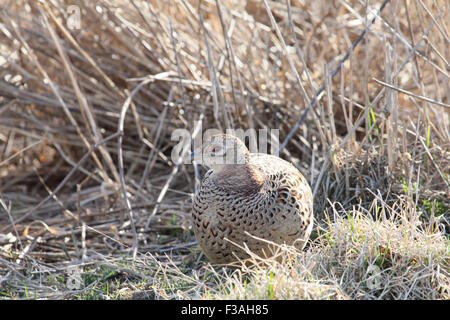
<box><xmin>0</xmin><ymin>0</ymin><xmax>448</xmax><ymax>299</ymax></box>
<box><xmin>149</xmin><ymin>198</ymin><xmax>448</xmax><ymax>300</ymax></box>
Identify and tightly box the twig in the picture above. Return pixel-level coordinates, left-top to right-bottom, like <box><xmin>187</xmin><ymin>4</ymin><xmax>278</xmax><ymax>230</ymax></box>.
<box><xmin>279</xmin><ymin>0</ymin><xmax>391</xmax><ymax>152</ymax></box>
<box><xmin>372</xmin><ymin>78</ymin><xmax>450</xmax><ymax>109</ymax></box>
<box><xmin>144</xmin><ymin>115</ymin><xmax>204</xmax><ymax>229</ymax></box>
<box><xmin>39</xmin><ymin>4</ymin><xmax>121</xmax><ymax>185</ymax></box>
<box><xmin>117</xmin><ymin>78</ymin><xmax>155</xmax><ymax>259</ymax></box>
<box><xmin>263</xmin><ymin>0</ymin><xmax>309</xmax><ymax>106</ymax></box>
<box><xmin>1</xmin><ymin>132</ymin><xmax>121</xmax><ymax>231</ymax></box>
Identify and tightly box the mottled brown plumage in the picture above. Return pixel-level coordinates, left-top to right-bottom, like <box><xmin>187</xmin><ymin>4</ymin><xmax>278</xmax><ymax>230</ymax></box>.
<box><xmin>192</xmin><ymin>134</ymin><xmax>313</xmax><ymax>264</ymax></box>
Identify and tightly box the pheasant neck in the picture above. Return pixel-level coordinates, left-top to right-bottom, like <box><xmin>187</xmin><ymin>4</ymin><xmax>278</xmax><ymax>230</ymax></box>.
<box><xmin>212</xmin><ymin>164</ymin><xmax>264</xmax><ymax>196</ymax></box>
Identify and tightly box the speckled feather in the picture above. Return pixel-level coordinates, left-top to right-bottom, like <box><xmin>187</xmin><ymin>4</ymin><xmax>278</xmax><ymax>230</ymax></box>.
<box><xmin>192</xmin><ymin>149</ymin><xmax>314</xmax><ymax>264</ymax></box>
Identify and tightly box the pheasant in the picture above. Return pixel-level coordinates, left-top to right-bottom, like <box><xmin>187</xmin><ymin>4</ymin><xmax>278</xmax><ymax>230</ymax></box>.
<box><xmin>191</xmin><ymin>134</ymin><xmax>313</xmax><ymax>264</ymax></box>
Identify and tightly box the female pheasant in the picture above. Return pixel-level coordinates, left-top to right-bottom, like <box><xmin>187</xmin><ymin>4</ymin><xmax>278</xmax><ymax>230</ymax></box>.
<box><xmin>191</xmin><ymin>134</ymin><xmax>313</xmax><ymax>264</ymax></box>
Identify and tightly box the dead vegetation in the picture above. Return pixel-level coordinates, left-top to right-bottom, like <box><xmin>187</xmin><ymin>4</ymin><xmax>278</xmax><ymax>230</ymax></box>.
<box><xmin>0</xmin><ymin>0</ymin><xmax>448</xmax><ymax>299</ymax></box>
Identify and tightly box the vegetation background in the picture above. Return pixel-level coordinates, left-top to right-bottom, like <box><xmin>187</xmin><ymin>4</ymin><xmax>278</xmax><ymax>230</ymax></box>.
<box><xmin>0</xmin><ymin>0</ymin><xmax>448</xmax><ymax>299</ymax></box>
